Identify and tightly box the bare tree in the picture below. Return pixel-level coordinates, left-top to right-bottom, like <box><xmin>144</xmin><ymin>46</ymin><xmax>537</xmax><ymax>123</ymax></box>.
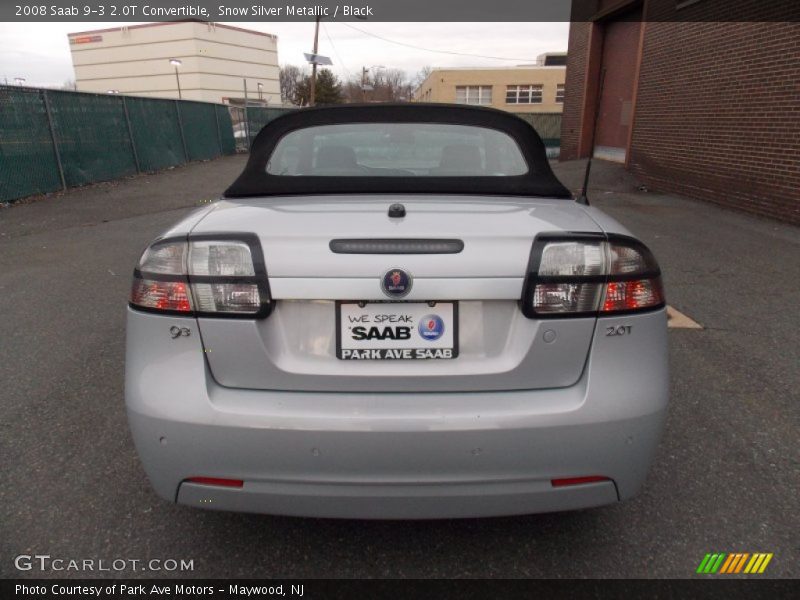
<box><xmin>380</xmin><ymin>68</ymin><xmax>413</xmax><ymax>101</ymax></box>
<box><xmin>279</xmin><ymin>65</ymin><xmax>305</xmax><ymax>106</ymax></box>
<box><xmin>414</xmin><ymin>66</ymin><xmax>433</xmax><ymax>87</ymax></box>
<box><xmin>410</xmin><ymin>66</ymin><xmax>433</xmax><ymax>100</ymax></box>
<box><xmin>343</xmin><ymin>77</ymin><xmax>365</xmax><ymax>103</ymax></box>
<box><xmin>343</xmin><ymin>68</ymin><xmax>416</xmax><ymax>103</ymax></box>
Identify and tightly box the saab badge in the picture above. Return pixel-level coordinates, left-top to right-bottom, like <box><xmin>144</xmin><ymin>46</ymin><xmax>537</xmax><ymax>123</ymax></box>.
<box><xmin>418</xmin><ymin>315</ymin><xmax>445</xmax><ymax>341</ymax></box>
<box><xmin>381</xmin><ymin>268</ymin><xmax>412</xmax><ymax>298</ymax></box>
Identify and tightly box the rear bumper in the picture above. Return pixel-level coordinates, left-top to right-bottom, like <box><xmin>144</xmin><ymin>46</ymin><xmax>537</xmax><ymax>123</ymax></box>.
<box><xmin>177</xmin><ymin>473</ymin><xmax>620</xmax><ymax>520</ymax></box>
<box><xmin>125</xmin><ymin>307</ymin><xmax>669</xmax><ymax>519</ymax></box>
<box><xmin>131</xmin><ymin>412</ymin><xmax>657</xmax><ymax>519</ymax></box>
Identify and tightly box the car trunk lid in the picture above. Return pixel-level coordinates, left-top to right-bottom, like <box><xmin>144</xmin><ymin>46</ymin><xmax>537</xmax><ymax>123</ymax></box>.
<box><xmin>191</xmin><ymin>195</ymin><xmax>602</xmax><ymax>392</ymax></box>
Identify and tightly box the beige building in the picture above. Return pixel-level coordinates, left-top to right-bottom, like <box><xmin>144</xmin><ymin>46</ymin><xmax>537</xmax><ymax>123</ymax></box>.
<box><xmin>414</xmin><ymin>60</ymin><xmax>566</xmax><ymax>114</ymax></box>
<box><xmin>68</xmin><ymin>21</ymin><xmax>280</xmax><ymax>105</ymax></box>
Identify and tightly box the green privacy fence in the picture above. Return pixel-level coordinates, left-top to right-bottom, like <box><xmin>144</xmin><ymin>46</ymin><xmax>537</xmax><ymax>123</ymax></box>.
<box><xmin>0</xmin><ymin>85</ymin><xmax>238</xmax><ymax>203</ymax></box>
<box><xmin>0</xmin><ymin>86</ymin><xmax>62</xmax><ymax>199</ymax></box>
<box><xmin>48</xmin><ymin>90</ymin><xmax>137</xmax><ymax>187</ymax></box>
<box><xmin>125</xmin><ymin>97</ymin><xmax>186</xmax><ymax>172</ymax></box>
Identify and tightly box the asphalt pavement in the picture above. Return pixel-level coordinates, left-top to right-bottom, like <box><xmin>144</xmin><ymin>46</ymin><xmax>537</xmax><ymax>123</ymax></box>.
<box><xmin>1</xmin><ymin>155</ymin><xmax>798</xmax><ymax>578</ymax></box>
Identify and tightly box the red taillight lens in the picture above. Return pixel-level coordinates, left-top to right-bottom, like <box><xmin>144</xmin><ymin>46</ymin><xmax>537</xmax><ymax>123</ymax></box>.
<box><xmin>130</xmin><ymin>278</ymin><xmax>192</xmax><ymax>312</ymax></box>
<box><xmin>601</xmin><ymin>277</ymin><xmax>664</xmax><ymax>314</ymax></box>
<box><xmin>551</xmin><ymin>476</ymin><xmax>610</xmax><ymax>487</ymax></box>
<box><xmin>187</xmin><ymin>477</ymin><xmax>244</xmax><ymax>488</ymax></box>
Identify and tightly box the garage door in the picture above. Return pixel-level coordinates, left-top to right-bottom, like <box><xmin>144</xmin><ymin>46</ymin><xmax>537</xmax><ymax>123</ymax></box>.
<box><xmin>594</xmin><ymin>10</ymin><xmax>642</xmax><ymax>163</ymax></box>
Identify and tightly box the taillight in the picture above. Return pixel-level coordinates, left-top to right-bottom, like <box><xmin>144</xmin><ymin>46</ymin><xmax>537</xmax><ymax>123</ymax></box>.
<box><xmin>521</xmin><ymin>233</ymin><xmax>664</xmax><ymax>318</ymax></box>
<box><xmin>129</xmin><ymin>234</ymin><xmax>272</xmax><ymax>318</ymax></box>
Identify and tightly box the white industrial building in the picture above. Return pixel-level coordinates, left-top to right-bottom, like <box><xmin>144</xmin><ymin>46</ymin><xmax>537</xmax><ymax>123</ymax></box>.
<box><xmin>67</xmin><ymin>21</ymin><xmax>280</xmax><ymax>105</ymax></box>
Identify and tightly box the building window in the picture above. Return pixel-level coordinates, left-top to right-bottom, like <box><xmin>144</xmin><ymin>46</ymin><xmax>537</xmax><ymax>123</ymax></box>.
<box><xmin>556</xmin><ymin>84</ymin><xmax>565</xmax><ymax>103</ymax></box>
<box><xmin>506</xmin><ymin>84</ymin><xmax>543</xmax><ymax>104</ymax></box>
<box><xmin>455</xmin><ymin>86</ymin><xmax>493</xmax><ymax>105</ymax></box>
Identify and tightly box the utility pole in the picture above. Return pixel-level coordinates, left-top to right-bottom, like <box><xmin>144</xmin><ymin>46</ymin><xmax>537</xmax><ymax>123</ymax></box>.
<box><xmin>359</xmin><ymin>66</ymin><xmax>382</xmax><ymax>103</ymax></box>
<box><xmin>309</xmin><ymin>16</ymin><xmax>321</xmax><ymax>106</ymax></box>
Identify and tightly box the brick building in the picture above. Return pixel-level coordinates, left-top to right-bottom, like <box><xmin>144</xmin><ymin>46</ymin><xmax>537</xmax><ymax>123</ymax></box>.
<box><xmin>560</xmin><ymin>0</ymin><xmax>800</xmax><ymax>223</ymax></box>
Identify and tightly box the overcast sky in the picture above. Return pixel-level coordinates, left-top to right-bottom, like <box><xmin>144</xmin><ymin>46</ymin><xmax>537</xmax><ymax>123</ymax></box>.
<box><xmin>0</xmin><ymin>21</ymin><xmax>569</xmax><ymax>87</ymax></box>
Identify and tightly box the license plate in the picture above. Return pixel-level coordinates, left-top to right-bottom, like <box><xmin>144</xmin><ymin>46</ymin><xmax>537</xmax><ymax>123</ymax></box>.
<box><xmin>336</xmin><ymin>301</ymin><xmax>458</xmax><ymax>360</ymax></box>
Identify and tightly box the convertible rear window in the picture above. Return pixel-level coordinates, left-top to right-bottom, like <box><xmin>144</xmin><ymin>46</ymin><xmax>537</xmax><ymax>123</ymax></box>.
<box><xmin>266</xmin><ymin>123</ymin><xmax>529</xmax><ymax>177</ymax></box>
<box><xmin>224</xmin><ymin>104</ymin><xmax>572</xmax><ymax>198</ymax></box>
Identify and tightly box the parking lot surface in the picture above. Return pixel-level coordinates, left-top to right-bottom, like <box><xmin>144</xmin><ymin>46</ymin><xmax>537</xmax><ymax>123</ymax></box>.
<box><xmin>1</xmin><ymin>156</ymin><xmax>798</xmax><ymax>578</ymax></box>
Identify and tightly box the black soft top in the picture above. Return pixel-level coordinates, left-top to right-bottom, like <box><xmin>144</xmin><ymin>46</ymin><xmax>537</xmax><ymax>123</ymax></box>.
<box><xmin>224</xmin><ymin>103</ymin><xmax>572</xmax><ymax>199</ymax></box>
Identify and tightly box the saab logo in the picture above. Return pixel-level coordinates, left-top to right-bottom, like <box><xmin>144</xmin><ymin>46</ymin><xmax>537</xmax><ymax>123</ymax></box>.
<box><xmin>351</xmin><ymin>326</ymin><xmax>411</xmax><ymax>341</ymax></box>
<box><xmin>381</xmin><ymin>268</ymin><xmax>412</xmax><ymax>298</ymax></box>
<box><xmin>418</xmin><ymin>314</ymin><xmax>445</xmax><ymax>341</ymax></box>
<box><xmin>696</xmin><ymin>553</ymin><xmax>773</xmax><ymax>574</ymax></box>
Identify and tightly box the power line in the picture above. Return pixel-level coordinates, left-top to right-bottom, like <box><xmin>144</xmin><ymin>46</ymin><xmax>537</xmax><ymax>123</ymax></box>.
<box><xmin>340</xmin><ymin>23</ymin><xmax>534</xmax><ymax>63</ymax></box>
<box><xmin>321</xmin><ymin>22</ymin><xmax>351</xmax><ymax>80</ymax></box>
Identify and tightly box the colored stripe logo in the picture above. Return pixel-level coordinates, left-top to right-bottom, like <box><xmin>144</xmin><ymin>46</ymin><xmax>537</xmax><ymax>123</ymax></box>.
<box><xmin>696</xmin><ymin>553</ymin><xmax>773</xmax><ymax>574</ymax></box>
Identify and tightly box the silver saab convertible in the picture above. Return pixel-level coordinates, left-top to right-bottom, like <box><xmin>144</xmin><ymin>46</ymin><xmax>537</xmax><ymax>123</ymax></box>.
<box><xmin>126</xmin><ymin>104</ymin><xmax>668</xmax><ymax>519</ymax></box>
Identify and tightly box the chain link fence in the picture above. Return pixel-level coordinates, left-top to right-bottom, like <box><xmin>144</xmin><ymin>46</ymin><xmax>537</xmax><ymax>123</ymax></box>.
<box><xmin>0</xmin><ymin>87</ymin><xmax>63</xmax><ymax>200</ymax></box>
<box><xmin>0</xmin><ymin>85</ymin><xmax>238</xmax><ymax>203</ymax></box>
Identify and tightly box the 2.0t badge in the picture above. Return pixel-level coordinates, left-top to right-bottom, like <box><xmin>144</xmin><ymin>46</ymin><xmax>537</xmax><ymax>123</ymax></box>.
<box><xmin>381</xmin><ymin>268</ymin><xmax>412</xmax><ymax>298</ymax></box>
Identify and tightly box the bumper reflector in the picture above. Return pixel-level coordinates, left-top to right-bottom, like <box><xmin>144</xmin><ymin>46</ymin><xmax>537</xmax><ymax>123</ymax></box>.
<box><xmin>187</xmin><ymin>477</ymin><xmax>244</xmax><ymax>488</ymax></box>
<box><xmin>551</xmin><ymin>476</ymin><xmax>610</xmax><ymax>488</ymax></box>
